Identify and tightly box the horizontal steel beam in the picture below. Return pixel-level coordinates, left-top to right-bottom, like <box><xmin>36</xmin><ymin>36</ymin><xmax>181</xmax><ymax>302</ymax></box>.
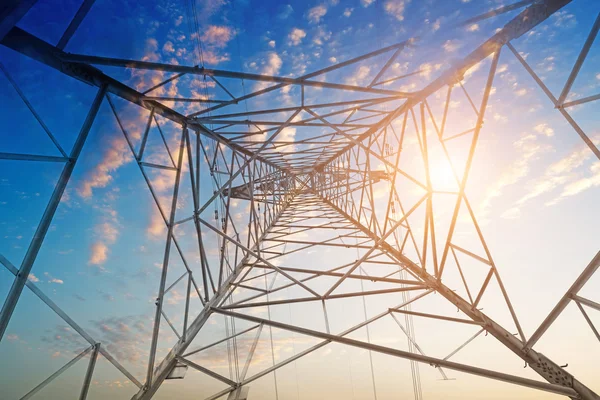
<box><xmin>212</xmin><ymin>308</ymin><xmax>578</xmax><ymax>398</ymax></box>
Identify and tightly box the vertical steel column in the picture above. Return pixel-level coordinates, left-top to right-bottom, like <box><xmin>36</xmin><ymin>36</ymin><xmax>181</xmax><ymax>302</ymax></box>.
<box><xmin>0</xmin><ymin>84</ymin><xmax>107</xmax><ymax>342</ymax></box>
<box><xmin>146</xmin><ymin>125</ymin><xmax>187</xmax><ymax>387</ymax></box>
<box><xmin>79</xmin><ymin>343</ymin><xmax>100</xmax><ymax>400</ymax></box>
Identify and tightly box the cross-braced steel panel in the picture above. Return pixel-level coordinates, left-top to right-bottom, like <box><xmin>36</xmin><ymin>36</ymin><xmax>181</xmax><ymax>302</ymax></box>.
<box><xmin>1</xmin><ymin>0</ymin><xmax>600</xmax><ymax>399</ymax></box>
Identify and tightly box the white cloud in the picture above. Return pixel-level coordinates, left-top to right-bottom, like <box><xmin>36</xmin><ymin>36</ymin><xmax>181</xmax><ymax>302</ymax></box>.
<box><xmin>268</xmin><ymin>40</ymin><xmax>276</xmax><ymax>48</ymax></box>
<box><xmin>343</xmin><ymin>7</ymin><xmax>353</xmax><ymax>17</ymax></box>
<box><xmin>346</xmin><ymin>65</ymin><xmax>371</xmax><ymax>86</ymax></box>
<box><xmin>308</xmin><ymin>4</ymin><xmax>327</xmax><ymax>23</ymax></box>
<box><xmin>28</xmin><ymin>273</ymin><xmax>39</xmax><ymax>283</ymax></box>
<box><xmin>361</xmin><ymin>0</ymin><xmax>375</xmax><ymax>7</ymax></box>
<box><xmin>329</xmin><ymin>56</ymin><xmax>337</xmax><ymax>63</ymax></box>
<box><xmin>288</xmin><ymin>28</ymin><xmax>307</xmax><ymax>46</ymax></box>
<box><xmin>254</xmin><ymin>52</ymin><xmax>283</xmax><ymax>92</ymax></box>
<box><xmin>533</xmin><ymin>123</ymin><xmax>554</xmax><ymax>137</ymax></box>
<box><xmin>201</xmin><ymin>25</ymin><xmax>235</xmax><ymax>48</ymax></box>
<box><xmin>443</xmin><ymin>39</ymin><xmax>461</xmax><ymax>53</ymax></box>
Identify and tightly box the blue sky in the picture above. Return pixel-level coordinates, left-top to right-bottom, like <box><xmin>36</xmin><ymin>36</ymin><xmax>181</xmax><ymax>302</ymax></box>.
<box><xmin>1</xmin><ymin>0</ymin><xmax>600</xmax><ymax>399</ymax></box>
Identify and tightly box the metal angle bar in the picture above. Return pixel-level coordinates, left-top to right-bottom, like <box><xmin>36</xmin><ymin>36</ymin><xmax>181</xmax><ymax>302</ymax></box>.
<box><xmin>188</xmin><ymin>40</ymin><xmax>411</xmax><ymax>117</ymax></box>
<box><xmin>212</xmin><ymin>308</ymin><xmax>578</xmax><ymax>398</ymax></box>
<box><xmin>57</xmin><ymin>0</ymin><xmax>96</xmax><ymax>50</ymax></box>
<box><xmin>161</xmin><ymin>309</ymin><xmax>181</xmax><ymax>340</ymax></box>
<box><xmin>459</xmin><ymin>0</ymin><xmax>536</xmax><ymax>27</ymax></box>
<box><xmin>184</xmin><ymin>324</ymin><xmax>261</xmax><ymax>357</ymax></box>
<box><xmin>146</xmin><ymin>126</ymin><xmax>186</xmax><ymax>386</ymax></box>
<box><xmin>79</xmin><ymin>343</ymin><xmax>100</xmax><ymax>400</ymax></box>
<box><xmin>249</xmin><ymin>264</ymin><xmax>422</xmax><ymax>286</ymax></box>
<box><xmin>239</xmin><ymin>290</ymin><xmax>434</xmax><ymax>387</ymax></box>
<box><xmin>240</xmin><ymin>323</ymin><xmax>264</xmax><ymax>381</ymax></box>
<box><xmin>0</xmin><ymin>62</ymin><xmax>68</xmax><ymax>157</ymax></box>
<box><xmin>222</xmin><ymin>287</ymin><xmax>426</xmax><ymax>310</ymax></box>
<box><xmin>557</xmin><ymin>12</ymin><xmax>600</xmax><ymax>105</ymax></box>
<box><xmin>389</xmin><ymin>312</ymin><xmax>449</xmax><ymax>380</ymax></box>
<box><xmin>575</xmin><ymin>301</ymin><xmax>600</xmax><ymax>343</ymax></box>
<box><xmin>139</xmin><ymin>161</ymin><xmax>177</xmax><ymax>171</ymax></box>
<box><xmin>0</xmin><ymin>254</ymin><xmax>142</xmax><ymax>387</ymax></box>
<box><xmin>59</xmin><ymin>53</ymin><xmax>409</xmax><ymax>97</ymax></box>
<box><xmin>572</xmin><ymin>295</ymin><xmax>600</xmax><ymax>313</ymax></box>
<box><xmin>144</xmin><ymin>96</ymin><xmax>228</xmax><ymax>103</ymax></box>
<box><xmin>0</xmin><ymin>84</ymin><xmax>106</xmax><ymax>343</ymax></box>
<box><xmin>507</xmin><ymin>41</ymin><xmax>600</xmax><ymax>160</ymax></box>
<box><xmin>450</xmin><ymin>243</ymin><xmax>492</xmax><ymax>266</ymax></box>
<box><xmin>20</xmin><ymin>345</ymin><xmax>94</xmax><ymax>400</ymax></box>
<box><xmin>526</xmin><ymin>251</ymin><xmax>600</xmax><ymax>348</ymax></box>
<box><xmin>0</xmin><ymin>0</ymin><xmax>37</xmax><ymax>41</ymax></box>
<box><xmin>561</xmin><ymin>92</ymin><xmax>600</xmax><ymax>108</ymax></box>
<box><xmin>390</xmin><ymin>308</ymin><xmax>483</xmax><ymax>326</ymax></box>
<box><xmin>209</xmin><ymin>75</ymin><xmax>236</xmax><ymax>99</ymax></box>
<box><xmin>0</xmin><ymin>152</ymin><xmax>68</xmax><ymax>162</ymax></box>
<box><xmin>443</xmin><ymin>328</ymin><xmax>486</xmax><ymax>361</ymax></box>
<box><xmin>176</xmin><ymin>357</ymin><xmax>237</xmax><ymax>386</ymax></box>
<box><xmin>138</xmin><ymin>107</ymin><xmax>155</xmax><ymax>161</ymax></box>
<box><xmin>369</xmin><ymin>46</ymin><xmax>404</xmax><ymax>88</ymax></box>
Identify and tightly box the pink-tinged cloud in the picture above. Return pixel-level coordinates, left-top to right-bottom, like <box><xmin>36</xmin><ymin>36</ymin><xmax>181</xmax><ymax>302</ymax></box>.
<box><xmin>288</xmin><ymin>28</ymin><xmax>306</xmax><ymax>46</ymax></box>
<box><xmin>89</xmin><ymin>241</ymin><xmax>108</xmax><ymax>265</ymax></box>
<box><xmin>201</xmin><ymin>25</ymin><xmax>235</xmax><ymax>48</ymax></box>
<box><xmin>308</xmin><ymin>5</ymin><xmax>327</xmax><ymax>23</ymax></box>
<box><xmin>384</xmin><ymin>0</ymin><xmax>409</xmax><ymax>21</ymax></box>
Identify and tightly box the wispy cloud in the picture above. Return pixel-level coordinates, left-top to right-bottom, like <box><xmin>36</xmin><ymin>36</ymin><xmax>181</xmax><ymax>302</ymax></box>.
<box><xmin>307</xmin><ymin>4</ymin><xmax>327</xmax><ymax>23</ymax></box>
<box><xmin>384</xmin><ymin>0</ymin><xmax>409</xmax><ymax>21</ymax></box>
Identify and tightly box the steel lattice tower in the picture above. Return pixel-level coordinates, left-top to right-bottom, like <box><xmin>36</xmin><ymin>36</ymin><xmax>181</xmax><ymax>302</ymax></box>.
<box><xmin>1</xmin><ymin>0</ymin><xmax>599</xmax><ymax>399</ymax></box>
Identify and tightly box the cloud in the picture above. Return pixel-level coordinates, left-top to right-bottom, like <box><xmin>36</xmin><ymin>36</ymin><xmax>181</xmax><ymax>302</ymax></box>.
<box><xmin>163</xmin><ymin>41</ymin><xmax>174</xmax><ymax>53</ymax></box>
<box><xmin>89</xmin><ymin>241</ymin><xmax>108</xmax><ymax>265</ymax></box>
<box><xmin>533</xmin><ymin>123</ymin><xmax>554</xmax><ymax>137</ymax></box>
<box><xmin>480</xmin><ymin>133</ymin><xmax>551</xmax><ymax>218</ymax></box>
<box><xmin>254</xmin><ymin>52</ymin><xmax>283</xmax><ymax>91</ymax></box>
<box><xmin>308</xmin><ymin>4</ymin><xmax>327</xmax><ymax>23</ymax></box>
<box><xmin>44</xmin><ymin>272</ymin><xmax>64</xmax><ymax>284</ymax></box>
<box><xmin>201</xmin><ymin>25</ymin><xmax>235</xmax><ymax>48</ymax></box>
<box><xmin>346</xmin><ymin>65</ymin><xmax>371</xmax><ymax>86</ymax></box>
<box><xmin>384</xmin><ymin>0</ymin><xmax>409</xmax><ymax>21</ymax></box>
<box><xmin>329</xmin><ymin>56</ymin><xmax>337</xmax><ymax>63</ymax></box>
<box><xmin>343</xmin><ymin>8</ymin><xmax>353</xmax><ymax>17</ymax></box>
<box><xmin>516</xmin><ymin>136</ymin><xmax>600</xmax><ymax>206</ymax></box>
<box><xmin>361</xmin><ymin>0</ymin><xmax>375</xmax><ymax>7</ymax></box>
<box><xmin>443</xmin><ymin>40</ymin><xmax>461</xmax><ymax>53</ymax></box>
<box><xmin>268</xmin><ymin>40</ymin><xmax>275</xmax><ymax>48</ymax></box>
<box><xmin>277</xmin><ymin>4</ymin><xmax>294</xmax><ymax>19</ymax></box>
<box><xmin>6</xmin><ymin>334</ymin><xmax>19</xmax><ymax>341</ymax></box>
<box><xmin>548</xmin><ymin>162</ymin><xmax>600</xmax><ymax>205</ymax></box>
<box><xmin>77</xmin><ymin>136</ymin><xmax>132</xmax><ymax>199</ymax></box>
<box><xmin>313</xmin><ymin>26</ymin><xmax>332</xmax><ymax>46</ymax></box>
<box><xmin>288</xmin><ymin>28</ymin><xmax>307</xmax><ymax>46</ymax></box>
<box><xmin>28</xmin><ymin>273</ymin><xmax>39</xmax><ymax>283</ymax></box>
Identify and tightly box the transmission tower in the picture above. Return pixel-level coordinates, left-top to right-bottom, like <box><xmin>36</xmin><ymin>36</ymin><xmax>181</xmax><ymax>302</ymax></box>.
<box><xmin>1</xmin><ymin>0</ymin><xmax>599</xmax><ymax>399</ymax></box>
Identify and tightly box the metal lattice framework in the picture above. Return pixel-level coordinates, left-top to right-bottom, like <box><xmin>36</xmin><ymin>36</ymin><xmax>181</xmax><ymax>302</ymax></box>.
<box><xmin>1</xmin><ymin>0</ymin><xmax>600</xmax><ymax>399</ymax></box>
